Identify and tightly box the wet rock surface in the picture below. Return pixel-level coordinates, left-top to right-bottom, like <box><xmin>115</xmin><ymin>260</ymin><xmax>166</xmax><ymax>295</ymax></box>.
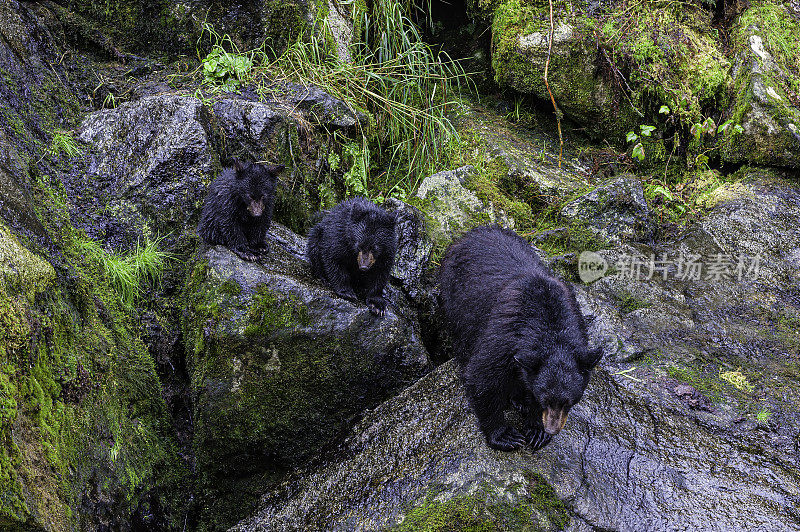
<box><xmin>560</xmin><ymin>174</ymin><xmax>656</xmax><ymax>244</ymax></box>
<box><xmin>235</xmin><ymin>359</ymin><xmax>799</xmax><ymax>531</ymax></box>
<box><xmin>454</xmin><ymin>104</ymin><xmax>591</xmax><ymax>197</ymax></box>
<box><xmin>182</xmin><ymin>223</ymin><xmax>431</xmax><ymax>529</ymax></box>
<box><xmin>75</xmin><ymin>93</ymin><xmax>213</xmax><ymax>249</ymax></box>
<box><xmin>235</xmin><ymin>167</ymin><xmax>800</xmax><ymax>532</ymax></box>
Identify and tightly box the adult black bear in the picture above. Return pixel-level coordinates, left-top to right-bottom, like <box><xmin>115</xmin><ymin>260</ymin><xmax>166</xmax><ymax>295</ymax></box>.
<box><xmin>439</xmin><ymin>225</ymin><xmax>602</xmax><ymax>452</ymax></box>
<box><xmin>307</xmin><ymin>197</ymin><xmax>397</xmax><ymax>316</ymax></box>
<box><xmin>197</xmin><ymin>160</ymin><xmax>284</xmax><ymax>261</ymax></box>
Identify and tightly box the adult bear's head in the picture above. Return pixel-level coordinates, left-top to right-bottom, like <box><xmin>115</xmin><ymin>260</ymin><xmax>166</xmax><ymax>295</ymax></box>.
<box><xmin>514</xmin><ymin>276</ymin><xmax>603</xmax><ymax>435</ymax></box>
<box><xmin>521</xmin><ymin>346</ymin><xmax>602</xmax><ymax>435</ymax></box>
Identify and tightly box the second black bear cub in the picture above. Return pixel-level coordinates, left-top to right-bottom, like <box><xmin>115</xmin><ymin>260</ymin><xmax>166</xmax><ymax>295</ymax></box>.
<box><xmin>198</xmin><ymin>160</ymin><xmax>284</xmax><ymax>261</ymax></box>
<box><xmin>439</xmin><ymin>225</ymin><xmax>602</xmax><ymax>452</ymax></box>
<box><xmin>307</xmin><ymin>197</ymin><xmax>397</xmax><ymax>316</ymax></box>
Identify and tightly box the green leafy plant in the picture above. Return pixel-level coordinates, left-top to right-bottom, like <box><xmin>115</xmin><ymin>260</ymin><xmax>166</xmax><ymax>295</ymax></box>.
<box><xmin>49</xmin><ymin>130</ymin><xmax>82</xmax><ymax>158</ymax></box>
<box><xmin>200</xmin><ymin>24</ymin><xmax>253</xmax><ymax>91</ymax></box>
<box><xmin>756</xmin><ymin>407</ymin><xmax>772</xmax><ymax>425</ymax></box>
<box><xmin>340</xmin><ymin>141</ymin><xmax>369</xmax><ymax>197</ymax></box>
<box><xmin>626</xmin><ymin>124</ymin><xmax>655</xmax><ymax>161</ymax></box>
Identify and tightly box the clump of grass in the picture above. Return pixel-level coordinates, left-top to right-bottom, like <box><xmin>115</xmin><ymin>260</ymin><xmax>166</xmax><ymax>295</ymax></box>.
<box><xmin>719</xmin><ymin>368</ymin><xmax>754</xmax><ymax>393</ymax></box>
<box><xmin>77</xmin><ymin>237</ymin><xmax>171</xmax><ymax>307</ymax></box>
<box><xmin>267</xmin><ymin>23</ymin><xmax>468</xmax><ymax>194</ymax></box>
<box><xmin>49</xmin><ymin>130</ymin><xmax>82</xmax><ymax>158</ymax></box>
<box><xmin>755</xmin><ymin>407</ymin><xmax>772</xmax><ymax>425</ymax></box>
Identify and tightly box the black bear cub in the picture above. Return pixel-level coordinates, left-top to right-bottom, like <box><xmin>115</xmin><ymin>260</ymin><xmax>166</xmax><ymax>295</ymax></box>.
<box><xmin>198</xmin><ymin>160</ymin><xmax>284</xmax><ymax>261</ymax></box>
<box><xmin>439</xmin><ymin>225</ymin><xmax>602</xmax><ymax>452</ymax></box>
<box><xmin>307</xmin><ymin>197</ymin><xmax>397</xmax><ymax>316</ymax></box>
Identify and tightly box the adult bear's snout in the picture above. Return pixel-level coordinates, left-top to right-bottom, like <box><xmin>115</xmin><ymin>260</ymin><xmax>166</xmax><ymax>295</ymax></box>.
<box><xmin>542</xmin><ymin>407</ymin><xmax>569</xmax><ymax>435</ymax></box>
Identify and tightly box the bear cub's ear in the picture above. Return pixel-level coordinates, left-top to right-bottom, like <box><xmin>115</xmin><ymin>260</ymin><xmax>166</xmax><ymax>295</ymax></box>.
<box><xmin>232</xmin><ymin>158</ymin><xmax>251</xmax><ymax>174</ymax></box>
<box><xmin>580</xmin><ymin>346</ymin><xmax>603</xmax><ymax>371</ymax></box>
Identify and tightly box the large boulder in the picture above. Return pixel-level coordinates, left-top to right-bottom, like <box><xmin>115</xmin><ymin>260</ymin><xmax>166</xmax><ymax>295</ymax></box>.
<box><xmin>75</xmin><ymin>93</ymin><xmax>214</xmax><ymax>251</ymax></box>
<box><xmin>489</xmin><ymin>0</ymin><xmax>731</xmax><ymax>143</ymax></box>
<box><xmin>234</xmin><ymin>167</ymin><xmax>800</xmax><ymax>532</ymax></box>
<box><xmin>234</xmin><ymin>357</ymin><xmax>799</xmax><ymax>531</ymax></box>
<box><xmin>491</xmin><ymin>1</ymin><xmax>633</xmax><ymax>141</ymax></box>
<box><xmin>722</xmin><ymin>1</ymin><xmax>800</xmax><ymax>168</ymax></box>
<box><xmin>181</xmin><ymin>223</ymin><xmax>431</xmax><ymax>529</ymax></box>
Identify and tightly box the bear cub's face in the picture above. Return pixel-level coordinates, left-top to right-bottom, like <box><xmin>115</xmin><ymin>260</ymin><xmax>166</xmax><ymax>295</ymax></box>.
<box><xmin>348</xmin><ymin>204</ymin><xmax>395</xmax><ymax>271</ymax></box>
<box><xmin>231</xmin><ymin>160</ymin><xmax>284</xmax><ymax>217</ymax></box>
<box><xmin>517</xmin><ymin>345</ymin><xmax>602</xmax><ymax>435</ymax></box>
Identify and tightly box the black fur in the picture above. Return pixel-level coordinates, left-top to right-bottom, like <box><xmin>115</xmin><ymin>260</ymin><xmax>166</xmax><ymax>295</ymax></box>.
<box><xmin>439</xmin><ymin>225</ymin><xmax>602</xmax><ymax>452</ymax></box>
<box><xmin>197</xmin><ymin>160</ymin><xmax>284</xmax><ymax>261</ymax></box>
<box><xmin>307</xmin><ymin>197</ymin><xmax>397</xmax><ymax>316</ymax></box>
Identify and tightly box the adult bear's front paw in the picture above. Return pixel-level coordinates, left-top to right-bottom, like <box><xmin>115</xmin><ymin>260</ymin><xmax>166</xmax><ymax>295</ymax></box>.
<box><xmin>524</xmin><ymin>426</ymin><xmax>552</xmax><ymax>452</ymax></box>
<box><xmin>366</xmin><ymin>296</ymin><xmax>387</xmax><ymax>316</ymax></box>
<box><xmin>486</xmin><ymin>426</ymin><xmax>526</xmax><ymax>451</ymax></box>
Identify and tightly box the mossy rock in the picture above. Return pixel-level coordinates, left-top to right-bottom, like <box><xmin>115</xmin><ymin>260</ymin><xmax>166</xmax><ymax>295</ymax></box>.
<box><xmin>181</xmin><ymin>225</ymin><xmax>430</xmax><ymax>529</ymax></box>
<box><xmin>490</xmin><ymin>0</ymin><xmax>732</xmax><ymax>144</ymax></box>
<box><xmin>721</xmin><ymin>1</ymin><xmax>800</xmax><ymax>168</ymax></box>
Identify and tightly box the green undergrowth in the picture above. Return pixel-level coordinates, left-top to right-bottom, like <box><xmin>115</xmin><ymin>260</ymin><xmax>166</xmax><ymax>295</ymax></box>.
<box><xmin>197</xmin><ymin>0</ymin><xmax>473</xmax><ymax>207</ymax></box>
<box><xmin>641</xmin><ymin>168</ymin><xmax>737</xmax><ymax>225</ymax></box>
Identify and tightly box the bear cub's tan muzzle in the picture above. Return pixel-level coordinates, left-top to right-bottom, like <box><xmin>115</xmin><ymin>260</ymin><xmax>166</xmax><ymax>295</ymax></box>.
<box><xmin>357</xmin><ymin>251</ymin><xmax>375</xmax><ymax>271</ymax></box>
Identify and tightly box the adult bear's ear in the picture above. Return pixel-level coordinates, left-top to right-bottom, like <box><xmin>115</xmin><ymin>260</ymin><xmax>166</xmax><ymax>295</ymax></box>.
<box><xmin>580</xmin><ymin>346</ymin><xmax>603</xmax><ymax>371</ymax></box>
<box><xmin>265</xmin><ymin>164</ymin><xmax>285</xmax><ymax>176</ymax></box>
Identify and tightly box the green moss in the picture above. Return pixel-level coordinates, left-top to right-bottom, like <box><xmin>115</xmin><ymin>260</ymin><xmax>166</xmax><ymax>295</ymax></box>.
<box><xmin>397</xmin><ymin>476</ymin><xmax>568</xmax><ymax>531</ymax></box>
<box><xmin>524</xmin><ymin>471</ymin><xmax>569</xmax><ymax>528</ymax></box>
<box><xmin>738</xmin><ymin>0</ymin><xmax>800</xmax><ymax>95</ymax></box>
<box><xmin>0</xmin><ymin>163</ymin><xmax>186</xmax><ymax>528</ymax></box>
<box><xmin>535</xmin><ymin>222</ymin><xmax>609</xmax><ymax>256</ymax></box>
<box><xmin>244</xmin><ymin>284</ymin><xmax>310</xmax><ymax>337</ymax></box>
<box><xmin>614</xmin><ymin>290</ymin><xmax>652</xmax><ymax>314</ymax></box>
<box><xmin>666</xmin><ymin>364</ymin><xmax>726</xmax><ymax>402</ymax></box>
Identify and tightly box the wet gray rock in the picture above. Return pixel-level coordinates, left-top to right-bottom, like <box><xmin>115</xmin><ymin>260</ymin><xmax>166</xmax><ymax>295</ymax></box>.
<box><xmin>182</xmin><ymin>223</ymin><xmax>431</xmax><ymax>528</ymax></box>
<box><xmin>73</xmin><ymin>87</ymin><xmax>361</xmax><ymax>251</ymax></box>
<box><xmin>560</xmin><ymin>174</ymin><xmax>657</xmax><ymax>244</ymax></box>
<box><xmin>76</xmin><ymin>93</ymin><xmax>213</xmax><ymax>250</ymax></box>
<box><xmin>234</xmin><ymin>358</ymin><xmax>799</xmax><ymax>531</ymax></box>
<box><xmin>384</xmin><ymin>198</ymin><xmax>432</xmax><ymax>303</ymax></box>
